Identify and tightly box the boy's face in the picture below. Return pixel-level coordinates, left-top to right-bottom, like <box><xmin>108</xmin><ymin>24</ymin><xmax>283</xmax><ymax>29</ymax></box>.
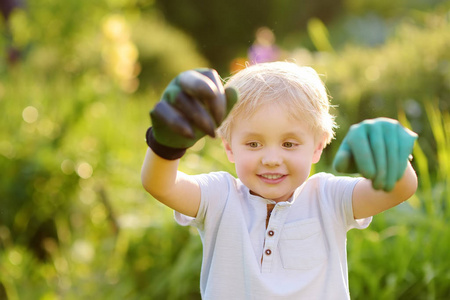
<box><xmin>223</xmin><ymin>103</ymin><xmax>324</xmax><ymax>203</ymax></box>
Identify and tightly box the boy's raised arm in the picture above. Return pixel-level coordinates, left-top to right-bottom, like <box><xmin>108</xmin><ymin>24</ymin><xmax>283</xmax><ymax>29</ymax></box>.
<box><xmin>333</xmin><ymin>118</ymin><xmax>418</xmax><ymax>219</ymax></box>
<box><xmin>141</xmin><ymin>69</ymin><xmax>238</xmax><ymax>217</ymax></box>
<box><xmin>141</xmin><ymin>148</ymin><xmax>201</xmax><ymax>217</ymax></box>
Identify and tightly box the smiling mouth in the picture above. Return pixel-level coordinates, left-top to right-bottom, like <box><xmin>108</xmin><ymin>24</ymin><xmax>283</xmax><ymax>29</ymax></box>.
<box><xmin>260</xmin><ymin>174</ymin><xmax>284</xmax><ymax>180</ymax></box>
<box><xmin>258</xmin><ymin>173</ymin><xmax>288</xmax><ymax>185</ymax></box>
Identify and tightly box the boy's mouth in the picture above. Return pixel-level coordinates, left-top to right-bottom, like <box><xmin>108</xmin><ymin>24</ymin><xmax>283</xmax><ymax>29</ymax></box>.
<box><xmin>258</xmin><ymin>173</ymin><xmax>286</xmax><ymax>183</ymax></box>
<box><xmin>260</xmin><ymin>174</ymin><xmax>284</xmax><ymax>180</ymax></box>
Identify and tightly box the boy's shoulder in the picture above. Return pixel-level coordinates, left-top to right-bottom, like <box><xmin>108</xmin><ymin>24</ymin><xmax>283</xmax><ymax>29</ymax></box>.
<box><xmin>192</xmin><ymin>171</ymin><xmax>239</xmax><ymax>188</ymax></box>
<box><xmin>193</xmin><ymin>171</ymin><xmax>253</xmax><ymax>200</ymax></box>
<box><xmin>194</xmin><ymin>170</ymin><xmax>235</xmax><ymax>181</ymax></box>
<box><xmin>307</xmin><ymin>172</ymin><xmax>338</xmax><ymax>184</ymax></box>
<box><xmin>309</xmin><ymin>172</ymin><xmax>334</xmax><ymax>180</ymax></box>
<box><xmin>305</xmin><ymin>172</ymin><xmax>362</xmax><ymax>191</ymax></box>
<box><xmin>309</xmin><ymin>171</ymin><xmax>359</xmax><ymax>181</ymax></box>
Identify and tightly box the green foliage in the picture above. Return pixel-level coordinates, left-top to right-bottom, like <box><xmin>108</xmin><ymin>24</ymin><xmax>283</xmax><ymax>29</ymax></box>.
<box><xmin>310</xmin><ymin>11</ymin><xmax>450</xmax><ymax>169</ymax></box>
<box><xmin>347</xmin><ymin>104</ymin><xmax>450</xmax><ymax>299</ymax></box>
<box><xmin>326</xmin><ymin>13</ymin><xmax>450</xmax><ymax>124</ymax></box>
<box><xmin>0</xmin><ymin>0</ymin><xmax>449</xmax><ymax>299</ymax></box>
<box><xmin>132</xmin><ymin>13</ymin><xmax>208</xmax><ymax>93</ymax></box>
<box><xmin>0</xmin><ymin>0</ymin><xmax>206</xmax><ymax>298</ymax></box>
<box><xmin>153</xmin><ymin>0</ymin><xmax>343</xmax><ymax>73</ymax></box>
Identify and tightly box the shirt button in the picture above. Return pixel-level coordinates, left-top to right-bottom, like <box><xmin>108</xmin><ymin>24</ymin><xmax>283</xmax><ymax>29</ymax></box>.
<box><xmin>265</xmin><ymin>249</ymin><xmax>272</xmax><ymax>256</ymax></box>
<box><xmin>268</xmin><ymin>230</ymin><xmax>275</xmax><ymax>236</ymax></box>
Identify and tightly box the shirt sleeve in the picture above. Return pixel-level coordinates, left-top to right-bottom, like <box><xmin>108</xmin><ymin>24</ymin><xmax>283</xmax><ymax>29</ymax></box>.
<box><xmin>174</xmin><ymin>171</ymin><xmax>232</xmax><ymax>230</ymax></box>
<box><xmin>345</xmin><ymin>182</ymin><xmax>372</xmax><ymax>230</ymax></box>
<box><xmin>317</xmin><ymin>173</ymin><xmax>372</xmax><ymax>231</ymax></box>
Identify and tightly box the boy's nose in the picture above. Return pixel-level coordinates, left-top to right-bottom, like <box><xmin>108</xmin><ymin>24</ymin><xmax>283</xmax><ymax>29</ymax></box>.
<box><xmin>261</xmin><ymin>150</ymin><xmax>282</xmax><ymax>166</ymax></box>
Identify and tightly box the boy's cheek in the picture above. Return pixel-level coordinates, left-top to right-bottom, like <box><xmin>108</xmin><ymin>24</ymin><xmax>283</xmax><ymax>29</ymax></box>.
<box><xmin>235</xmin><ymin>156</ymin><xmax>256</xmax><ymax>176</ymax></box>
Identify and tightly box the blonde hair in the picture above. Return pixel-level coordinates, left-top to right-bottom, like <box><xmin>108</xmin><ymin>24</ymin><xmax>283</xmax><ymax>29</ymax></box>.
<box><xmin>217</xmin><ymin>61</ymin><xmax>337</xmax><ymax>147</ymax></box>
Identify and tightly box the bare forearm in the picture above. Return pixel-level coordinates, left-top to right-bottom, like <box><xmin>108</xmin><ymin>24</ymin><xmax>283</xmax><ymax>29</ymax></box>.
<box><xmin>390</xmin><ymin>162</ymin><xmax>418</xmax><ymax>203</ymax></box>
<box><xmin>141</xmin><ymin>148</ymin><xmax>180</xmax><ymax>199</ymax></box>
<box><xmin>353</xmin><ymin>162</ymin><xmax>418</xmax><ymax>219</ymax></box>
<box><xmin>141</xmin><ymin>148</ymin><xmax>201</xmax><ymax>217</ymax></box>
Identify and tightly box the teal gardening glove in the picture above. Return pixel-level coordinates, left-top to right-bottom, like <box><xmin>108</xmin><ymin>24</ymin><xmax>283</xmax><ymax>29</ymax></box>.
<box><xmin>333</xmin><ymin>118</ymin><xmax>418</xmax><ymax>192</ymax></box>
<box><xmin>146</xmin><ymin>69</ymin><xmax>238</xmax><ymax>160</ymax></box>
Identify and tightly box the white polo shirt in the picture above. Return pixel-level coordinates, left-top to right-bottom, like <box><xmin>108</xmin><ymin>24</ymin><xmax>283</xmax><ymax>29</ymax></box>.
<box><xmin>175</xmin><ymin>171</ymin><xmax>372</xmax><ymax>299</ymax></box>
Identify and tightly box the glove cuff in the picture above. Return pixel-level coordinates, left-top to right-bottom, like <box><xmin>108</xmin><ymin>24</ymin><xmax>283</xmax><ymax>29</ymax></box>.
<box><xmin>146</xmin><ymin>127</ymin><xmax>187</xmax><ymax>160</ymax></box>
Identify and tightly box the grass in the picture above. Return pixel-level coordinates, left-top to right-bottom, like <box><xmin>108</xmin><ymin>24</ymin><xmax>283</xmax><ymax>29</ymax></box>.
<box><xmin>0</xmin><ymin>2</ymin><xmax>449</xmax><ymax>298</ymax></box>
<box><xmin>347</xmin><ymin>102</ymin><xmax>450</xmax><ymax>299</ymax></box>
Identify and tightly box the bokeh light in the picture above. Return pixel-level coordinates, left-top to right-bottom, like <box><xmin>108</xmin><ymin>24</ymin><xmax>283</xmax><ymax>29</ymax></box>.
<box><xmin>22</xmin><ymin>106</ymin><xmax>39</xmax><ymax>123</ymax></box>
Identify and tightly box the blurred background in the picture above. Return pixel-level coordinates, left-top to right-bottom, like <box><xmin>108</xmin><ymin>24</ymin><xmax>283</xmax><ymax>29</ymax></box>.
<box><xmin>0</xmin><ymin>0</ymin><xmax>449</xmax><ymax>299</ymax></box>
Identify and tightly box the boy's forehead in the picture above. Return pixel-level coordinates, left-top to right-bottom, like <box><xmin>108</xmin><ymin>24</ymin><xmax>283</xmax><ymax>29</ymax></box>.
<box><xmin>232</xmin><ymin>103</ymin><xmax>308</xmax><ymax>130</ymax></box>
<box><xmin>234</xmin><ymin>99</ymin><xmax>307</xmax><ymax>122</ymax></box>
<box><xmin>229</xmin><ymin>101</ymin><xmax>322</xmax><ymax>140</ymax></box>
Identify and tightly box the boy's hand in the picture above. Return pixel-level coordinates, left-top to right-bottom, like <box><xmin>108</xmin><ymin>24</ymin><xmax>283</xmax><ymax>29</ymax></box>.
<box><xmin>146</xmin><ymin>69</ymin><xmax>238</xmax><ymax>160</ymax></box>
<box><xmin>333</xmin><ymin>118</ymin><xmax>417</xmax><ymax>191</ymax></box>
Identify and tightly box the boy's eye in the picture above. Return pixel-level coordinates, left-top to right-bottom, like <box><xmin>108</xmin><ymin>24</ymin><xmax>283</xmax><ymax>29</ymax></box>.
<box><xmin>247</xmin><ymin>142</ymin><xmax>260</xmax><ymax>148</ymax></box>
<box><xmin>283</xmin><ymin>142</ymin><xmax>296</xmax><ymax>148</ymax></box>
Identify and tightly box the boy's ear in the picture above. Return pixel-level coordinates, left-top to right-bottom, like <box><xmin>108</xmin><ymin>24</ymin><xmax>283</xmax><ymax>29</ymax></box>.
<box><xmin>222</xmin><ymin>138</ymin><xmax>235</xmax><ymax>163</ymax></box>
<box><xmin>312</xmin><ymin>138</ymin><xmax>325</xmax><ymax>164</ymax></box>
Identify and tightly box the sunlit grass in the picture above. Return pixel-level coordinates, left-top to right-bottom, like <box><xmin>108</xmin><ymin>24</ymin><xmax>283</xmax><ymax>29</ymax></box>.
<box><xmin>0</xmin><ymin>1</ymin><xmax>449</xmax><ymax>299</ymax></box>
<box><xmin>347</xmin><ymin>102</ymin><xmax>450</xmax><ymax>299</ymax></box>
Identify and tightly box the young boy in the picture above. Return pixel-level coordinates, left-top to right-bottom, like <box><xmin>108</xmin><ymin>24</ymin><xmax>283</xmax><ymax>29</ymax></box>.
<box><xmin>141</xmin><ymin>62</ymin><xmax>418</xmax><ymax>299</ymax></box>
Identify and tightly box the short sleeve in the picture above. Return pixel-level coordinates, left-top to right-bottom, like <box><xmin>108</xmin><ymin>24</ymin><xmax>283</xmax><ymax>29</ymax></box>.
<box><xmin>174</xmin><ymin>171</ymin><xmax>233</xmax><ymax>230</ymax></box>
<box><xmin>340</xmin><ymin>176</ymin><xmax>372</xmax><ymax>230</ymax></box>
<box><xmin>174</xmin><ymin>211</ymin><xmax>198</xmax><ymax>227</ymax></box>
<box><xmin>346</xmin><ymin>196</ymin><xmax>372</xmax><ymax>230</ymax></box>
<box><xmin>314</xmin><ymin>173</ymin><xmax>372</xmax><ymax>231</ymax></box>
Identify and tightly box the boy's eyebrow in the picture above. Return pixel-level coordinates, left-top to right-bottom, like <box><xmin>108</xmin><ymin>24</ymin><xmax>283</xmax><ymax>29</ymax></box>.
<box><xmin>238</xmin><ymin>131</ymin><xmax>263</xmax><ymax>138</ymax></box>
<box><xmin>238</xmin><ymin>130</ymin><xmax>306</xmax><ymax>140</ymax></box>
<box><xmin>281</xmin><ymin>131</ymin><xmax>306</xmax><ymax>138</ymax></box>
